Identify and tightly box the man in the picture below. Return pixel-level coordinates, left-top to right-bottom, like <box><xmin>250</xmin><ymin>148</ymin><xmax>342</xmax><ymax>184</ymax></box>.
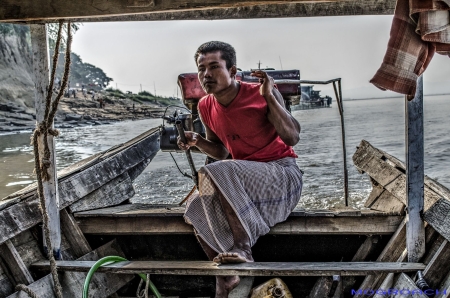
<box><xmin>178</xmin><ymin>41</ymin><xmax>303</xmax><ymax>298</ymax></box>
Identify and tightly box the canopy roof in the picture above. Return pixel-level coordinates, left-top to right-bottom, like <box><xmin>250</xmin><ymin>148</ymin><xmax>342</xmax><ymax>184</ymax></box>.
<box><xmin>1</xmin><ymin>0</ymin><xmax>395</xmax><ymax>23</ymax></box>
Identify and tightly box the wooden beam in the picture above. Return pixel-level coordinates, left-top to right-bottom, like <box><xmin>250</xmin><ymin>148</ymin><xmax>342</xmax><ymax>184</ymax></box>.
<box><xmin>435</xmin><ymin>270</ymin><xmax>450</xmax><ymax>298</ymax></box>
<box><xmin>309</xmin><ymin>236</ymin><xmax>380</xmax><ymax>298</ymax></box>
<box><xmin>31</xmin><ymin>260</ymin><xmax>425</xmax><ymax>277</ymax></box>
<box><xmin>68</xmin><ymin>172</ymin><xmax>135</xmax><ymax>213</ymax></box>
<box><xmin>0</xmin><ymin>240</ymin><xmax>34</xmax><ymax>286</ymax></box>
<box><xmin>60</xmin><ymin>208</ymin><xmax>92</xmax><ymax>258</ymax></box>
<box><xmin>30</xmin><ymin>23</ymin><xmax>61</xmax><ymax>260</ymax></box>
<box><xmin>424</xmin><ymin>198</ymin><xmax>450</xmax><ymax>243</ymax></box>
<box><xmin>0</xmin><ymin>0</ymin><xmax>395</xmax><ymax>22</ymax></box>
<box><xmin>423</xmin><ymin>240</ymin><xmax>450</xmax><ymax>289</ymax></box>
<box><xmin>405</xmin><ymin>75</ymin><xmax>425</xmax><ymax>262</ymax></box>
<box><xmin>353</xmin><ymin>219</ymin><xmax>407</xmax><ymax>298</ymax></box>
<box><xmin>8</xmin><ymin>240</ymin><xmax>133</xmax><ymax>298</ymax></box>
<box><xmin>76</xmin><ymin>214</ymin><xmax>403</xmax><ymax>235</ymax></box>
<box><xmin>353</xmin><ymin>139</ymin><xmax>443</xmax><ymax>211</ymax></box>
<box><xmin>0</xmin><ymin>129</ymin><xmax>159</xmax><ymax>247</ymax></box>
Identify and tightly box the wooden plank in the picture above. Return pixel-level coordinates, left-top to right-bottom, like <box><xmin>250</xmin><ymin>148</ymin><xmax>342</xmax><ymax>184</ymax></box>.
<box><xmin>0</xmin><ymin>129</ymin><xmax>159</xmax><ymax>247</ymax></box>
<box><xmin>405</xmin><ymin>76</ymin><xmax>425</xmax><ymax>262</ymax></box>
<box><xmin>32</xmin><ymin>261</ymin><xmax>425</xmax><ymax>277</ymax></box>
<box><xmin>0</xmin><ymin>0</ymin><xmax>396</xmax><ymax>23</ymax></box>
<box><xmin>68</xmin><ymin>172</ymin><xmax>135</xmax><ymax>213</ymax></box>
<box><xmin>435</xmin><ymin>270</ymin><xmax>450</xmax><ymax>298</ymax></box>
<box><xmin>30</xmin><ymin>23</ymin><xmax>62</xmax><ymax>259</ymax></box>
<box><xmin>76</xmin><ymin>214</ymin><xmax>403</xmax><ymax>235</ymax></box>
<box><xmin>0</xmin><ymin>240</ymin><xmax>34</xmax><ymax>285</ymax></box>
<box><xmin>392</xmin><ymin>273</ymin><xmax>428</xmax><ymax>297</ymax></box>
<box><xmin>8</xmin><ymin>240</ymin><xmax>133</xmax><ymax>298</ymax></box>
<box><xmin>364</xmin><ymin>179</ymin><xmax>385</xmax><ymax>208</ymax></box>
<box><xmin>424</xmin><ymin>198</ymin><xmax>450</xmax><ymax>242</ymax></box>
<box><xmin>0</xmin><ymin>258</ymin><xmax>15</xmax><ymax>297</ymax></box>
<box><xmin>60</xmin><ymin>208</ymin><xmax>92</xmax><ymax>258</ymax></box>
<box><xmin>353</xmin><ymin>219</ymin><xmax>407</xmax><ymax>298</ymax></box>
<box><xmin>369</xmin><ymin>189</ymin><xmax>405</xmax><ymax>214</ymax></box>
<box><xmin>423</xmin><ymin>240</ymin><xmax>450</xmax><ymax>289</ymax></box>
<box><xmin>73</xmin><ymin>203</ymin><xmax>402</xmax><ymax>218</ymax></box>
<box><xmin>353</xmin><ymin>140</ymin><xmax>442</xmax><ymax>211</ymax></box>
<box><xmin>357</xmin><ymin>273</ymin><xmax>428</xmax><ymax>297</ymax></box>
<box><xmin>310</xmin><ymin>236</ymin><xmax>380</xmax><ymax>298</ymax></box>
<box><xmin>10</xmin><ymin>230</ymin><xmax>45</xmax><ymax>268</ymax></box>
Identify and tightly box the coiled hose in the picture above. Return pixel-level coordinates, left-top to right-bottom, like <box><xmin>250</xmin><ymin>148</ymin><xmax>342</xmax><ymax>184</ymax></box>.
<box><xmin>82</xmin><ymin>256</ymin><xmax>162</xmax><ymax>298</ymax></box>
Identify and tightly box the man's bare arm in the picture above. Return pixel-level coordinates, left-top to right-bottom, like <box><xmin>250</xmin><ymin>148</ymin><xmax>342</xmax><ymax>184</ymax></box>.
<box><xmin>177</xmin><ymin>115</ymin><xmax>229</xmax><ymax>160</ymax></box>
<box><xmin>251</xmin><ymin>70</ymin><xmax>301</xmax><ymax>146</ymax></box>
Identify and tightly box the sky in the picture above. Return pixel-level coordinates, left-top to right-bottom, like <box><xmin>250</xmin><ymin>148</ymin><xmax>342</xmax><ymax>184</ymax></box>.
<box><xmin>71</xmin><ymin>15</ymin><xmax>450</xmax><ymax>99</ymax></box>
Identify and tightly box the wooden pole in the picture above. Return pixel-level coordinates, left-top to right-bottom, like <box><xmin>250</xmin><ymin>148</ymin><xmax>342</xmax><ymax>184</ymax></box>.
<box><xmin>30</xmin><ymin>24</ymin><xmax>62</xmax><ymax>260</ymax></box>
<box><xmin>405</xmin><ymin>75</ymin><xmax>425</xmax><ymax>262</ymax></box>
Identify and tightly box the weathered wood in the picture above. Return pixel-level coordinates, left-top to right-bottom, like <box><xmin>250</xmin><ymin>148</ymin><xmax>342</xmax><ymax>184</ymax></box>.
<box><xmin>76</xmin><ymin>213</ymin><xmax>403</xmax><ymax>235</ymax></box>
<box><xmin>0</xmin><ymin>259</ymin><xmax>15</xmax><ymax>297</ymax></box>
<box><xmin>364</xmin><ymin>179</ymin><xmax>385</xmax><ymax>208</ymax></box>
<box><xmin>30</xmin><ymin>23</ymin><xmax>61</xmax><ymax>259</ymax></box>
<box><xmin>372</xmin><ymin>272</ymin><xmax>394</xmax><ymax>298</ymax></box>
<box><xmin>392</xmin><ymin>273</ymin><xmax>428</xmax><ymax>298</ymax></box>
<box><xmin>68</xmin><ymin>172</ymin><xmax>135</xmax><ymax>213</ymax></box>
<box><xmin>353</xmin><ymin>140</ymin><xmax>443</xmax><ymax>211</ymax></box>
<box><xmin>435</xmin><ymin>270</ymin><xmax>450</xmax><ymax>298</ymax></box>
<box><xmin>353</xmin><ymin>219</ymin><xmax>407</xmax><ymax>298</ymax></box>
<box><xmin>9</xmin><ymin>240</ymin><xmax>133</xmax><ymax>298</ymax></box>
<box><xmin>0</xmin><ymin>240</ymin><xmax>34</xmax><ymax>285</ymax></box>
<box><xmin>405</xmin><ymin>76</ymin><xmax>425</xmax><ymax>262</ymax></box>
<box><xmin>60</xmin><ymin>208</ymin><xmax>92</xmax><ymax>258</ymax></box>
<box><xmin>72</xmin><ymin>203</ymin><xmax>400</xmax><ymax>218</ymax></box>
<box><xmin>32</xmin><ymin>261</ymin><xmax>425</xmax><ymax>277</ymax></box>
<box><xmin>424</xmin><ymin>198</ymin><xmax>450</xmax><ymax>242</ymax></box>
<box><xmin>0</xmin><ymin>0</ymin><xmax>396</xmax><ymax>23</ymax></box>
<box><xmin>369</xmin><ymin>189</ymin><xmax>405</xmax><ymax>214</ymax></box>
<box><xmin>423</xmin><ymin>240</ymin><xmax>450</xmax><ymax>289</ymax></box>
<box><xmin>310</xmin><ymin>236</ymin><xmax>380</xmax><ymax>298</ymax></box>
<box><xmin>0</xmin><ymin>128</ymin><xmax>160</xmax><ymax>246</ymax></box>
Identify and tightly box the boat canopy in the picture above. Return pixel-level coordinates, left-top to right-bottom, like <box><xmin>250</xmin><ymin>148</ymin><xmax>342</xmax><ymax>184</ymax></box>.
<box><xmin>0</xmin><ymin>0</ymin><xmax>395</xmax><ymax>23</ymax></box>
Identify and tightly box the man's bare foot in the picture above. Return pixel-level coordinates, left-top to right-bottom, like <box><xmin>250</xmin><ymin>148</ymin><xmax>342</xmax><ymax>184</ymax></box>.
<box><xmin>213</xmin><ymin>249</ymin><xmax>254</xmax><ymax>264</ymax></box>
<box><xmin>216</xmin><ymin>275</ymin><xmax>240</xmax><ymax>298</ymax></box>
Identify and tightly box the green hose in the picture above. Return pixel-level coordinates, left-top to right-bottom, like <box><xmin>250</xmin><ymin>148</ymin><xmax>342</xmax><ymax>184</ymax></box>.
<box><xmin>82</xmin><ymin>256</ymin><xmax>162</xmax><ymax>298</ymax></box>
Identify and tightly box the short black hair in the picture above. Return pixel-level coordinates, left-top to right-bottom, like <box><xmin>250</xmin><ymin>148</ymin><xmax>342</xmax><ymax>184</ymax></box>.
<box><xmin>194</xmin><ymin>41</ymin><xmax>236</xmax><ymax>69</ymax></box>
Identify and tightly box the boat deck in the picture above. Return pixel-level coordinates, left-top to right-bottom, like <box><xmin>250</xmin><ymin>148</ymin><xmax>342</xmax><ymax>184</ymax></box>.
<box><xmin>74</xmin><ymin>203</ymin><xmax>404</xmax><ymax>236</ymax></box>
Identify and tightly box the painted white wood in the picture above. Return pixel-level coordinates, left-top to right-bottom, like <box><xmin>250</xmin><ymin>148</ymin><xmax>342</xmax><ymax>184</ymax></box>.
<box><xmin>29</xmin><ymin>24</ymin><xmax>61</xmax><ymax>259</ymax></box>
<box><xmin>405</xmin><ymin>75</ymin><xmax>425</xmax><ymax>263</ymax></box>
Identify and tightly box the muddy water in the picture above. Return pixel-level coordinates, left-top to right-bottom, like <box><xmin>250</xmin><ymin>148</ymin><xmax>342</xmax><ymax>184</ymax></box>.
<box><xmin>2</xmin><ymin>95</ymin><xmax>450</xmax><ymax>209</ymax></box>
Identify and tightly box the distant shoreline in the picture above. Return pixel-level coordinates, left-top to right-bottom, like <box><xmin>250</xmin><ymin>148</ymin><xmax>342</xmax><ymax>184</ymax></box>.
<box><xmin>343</xmin><ymin>93</ymin><xmax>450</xmax><ymax>101</ymax></box>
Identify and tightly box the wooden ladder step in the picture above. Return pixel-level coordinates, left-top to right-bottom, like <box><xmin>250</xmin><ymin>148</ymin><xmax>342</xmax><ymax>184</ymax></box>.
<box><xmin>31</xmin><ymin>261</ymin><xmax>425</xmax><ymax>277</ymax></box>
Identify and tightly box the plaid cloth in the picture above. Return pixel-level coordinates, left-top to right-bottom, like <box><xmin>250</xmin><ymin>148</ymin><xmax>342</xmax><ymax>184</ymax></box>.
<box><xmin>370</xmin><ymin>0</ymin><xmax>450</xmax><ymax>96</ymax></box>
<box><xmin>184</xmin><ymin>157</ymin><xmax>303</xmax><ymax>253</ymax></box>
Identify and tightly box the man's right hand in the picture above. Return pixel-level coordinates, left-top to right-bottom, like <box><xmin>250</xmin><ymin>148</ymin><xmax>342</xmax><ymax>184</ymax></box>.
<box><xmin>177</xmin><ymin>131</ymin><xmax>199</xmax><ymax>150</ymax></box>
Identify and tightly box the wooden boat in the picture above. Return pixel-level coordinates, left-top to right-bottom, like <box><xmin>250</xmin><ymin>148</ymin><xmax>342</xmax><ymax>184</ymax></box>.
<box><xmin>2</xmin><ymin>136</ymin><xmax>450</xmax><ymax>297</ymax></box>
<box><xmin>2</xmin><ymin>0</ymin><xmax>450</xmax><ymax>297</ymax></box>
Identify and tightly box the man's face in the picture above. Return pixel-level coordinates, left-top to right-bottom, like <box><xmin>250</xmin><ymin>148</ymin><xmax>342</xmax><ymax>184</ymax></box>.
<box><xmin>197</xmin><ymin>51</ymin><xmax>234</xmax><ymax>94</ymax></box>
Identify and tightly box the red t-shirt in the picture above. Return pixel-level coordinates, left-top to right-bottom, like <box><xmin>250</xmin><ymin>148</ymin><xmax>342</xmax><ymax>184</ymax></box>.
<box><xmin>198</xmin><ymin>81</ymin><xmax>297</xmax><ymax>162</ymax></box>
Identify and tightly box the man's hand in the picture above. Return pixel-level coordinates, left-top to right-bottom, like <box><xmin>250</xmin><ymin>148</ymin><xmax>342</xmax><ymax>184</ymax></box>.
<box><xmin>251</xmin><ymin>70</ymin><xmax>274</xmax><ymax>99</ymax></box>
<box><xmin>177</xmin><ymin>131</ymin><xmax>199</xmax><ymax>150</ymax></box>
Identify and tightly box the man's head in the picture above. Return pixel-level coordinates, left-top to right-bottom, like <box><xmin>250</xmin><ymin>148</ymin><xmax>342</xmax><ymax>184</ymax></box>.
<box><xmin>195</xmin><ymin>41</ymin><xmax>238</xmax><ymax>95</ymax></box>
<box><xmin>194</xmin><ymin>41</ymin><xmax>236</xmax><ymax>69</ymax></box>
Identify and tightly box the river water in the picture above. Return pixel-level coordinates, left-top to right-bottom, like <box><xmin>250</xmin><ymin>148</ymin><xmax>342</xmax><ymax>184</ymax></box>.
<box><xmin>2</xmin><ymin>95</ymin><xmax>450</xmax><ymax>209</ymax></box>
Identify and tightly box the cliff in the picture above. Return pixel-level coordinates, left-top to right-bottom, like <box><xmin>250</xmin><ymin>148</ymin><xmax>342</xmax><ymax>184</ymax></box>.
<box><xmin>0</xmin><ymin>24</ymin><xmax>35</xmax><ymax>112</ymax></box>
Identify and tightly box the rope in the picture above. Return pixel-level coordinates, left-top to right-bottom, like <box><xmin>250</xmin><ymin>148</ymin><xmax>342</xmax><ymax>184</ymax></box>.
<box><xmin>29</xmin><ymin>21</ymin><xmax>73</xmax><ymax>298</ymax></box>
<box><xmin>15</xmin><ymin>284</ymin><xmax>39</xmax><ymax>298</ymax></box>
<box><xmin>136</xmin><ymin>274</ymin><xmax>151</xmax><ymax>298</ymax></box>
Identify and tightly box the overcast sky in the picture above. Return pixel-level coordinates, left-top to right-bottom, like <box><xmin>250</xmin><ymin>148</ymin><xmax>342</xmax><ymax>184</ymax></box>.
<box><xmin>71</xmin><ymin>15</ymin><xmax>450</xmax><ymax>99</ymax></box>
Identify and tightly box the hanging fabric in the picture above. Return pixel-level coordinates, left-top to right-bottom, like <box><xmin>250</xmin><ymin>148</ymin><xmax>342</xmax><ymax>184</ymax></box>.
<box><xmin>370</xmin><ymin>0</ymin><xmax>450</xmax><ymax>96</ymax></box>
